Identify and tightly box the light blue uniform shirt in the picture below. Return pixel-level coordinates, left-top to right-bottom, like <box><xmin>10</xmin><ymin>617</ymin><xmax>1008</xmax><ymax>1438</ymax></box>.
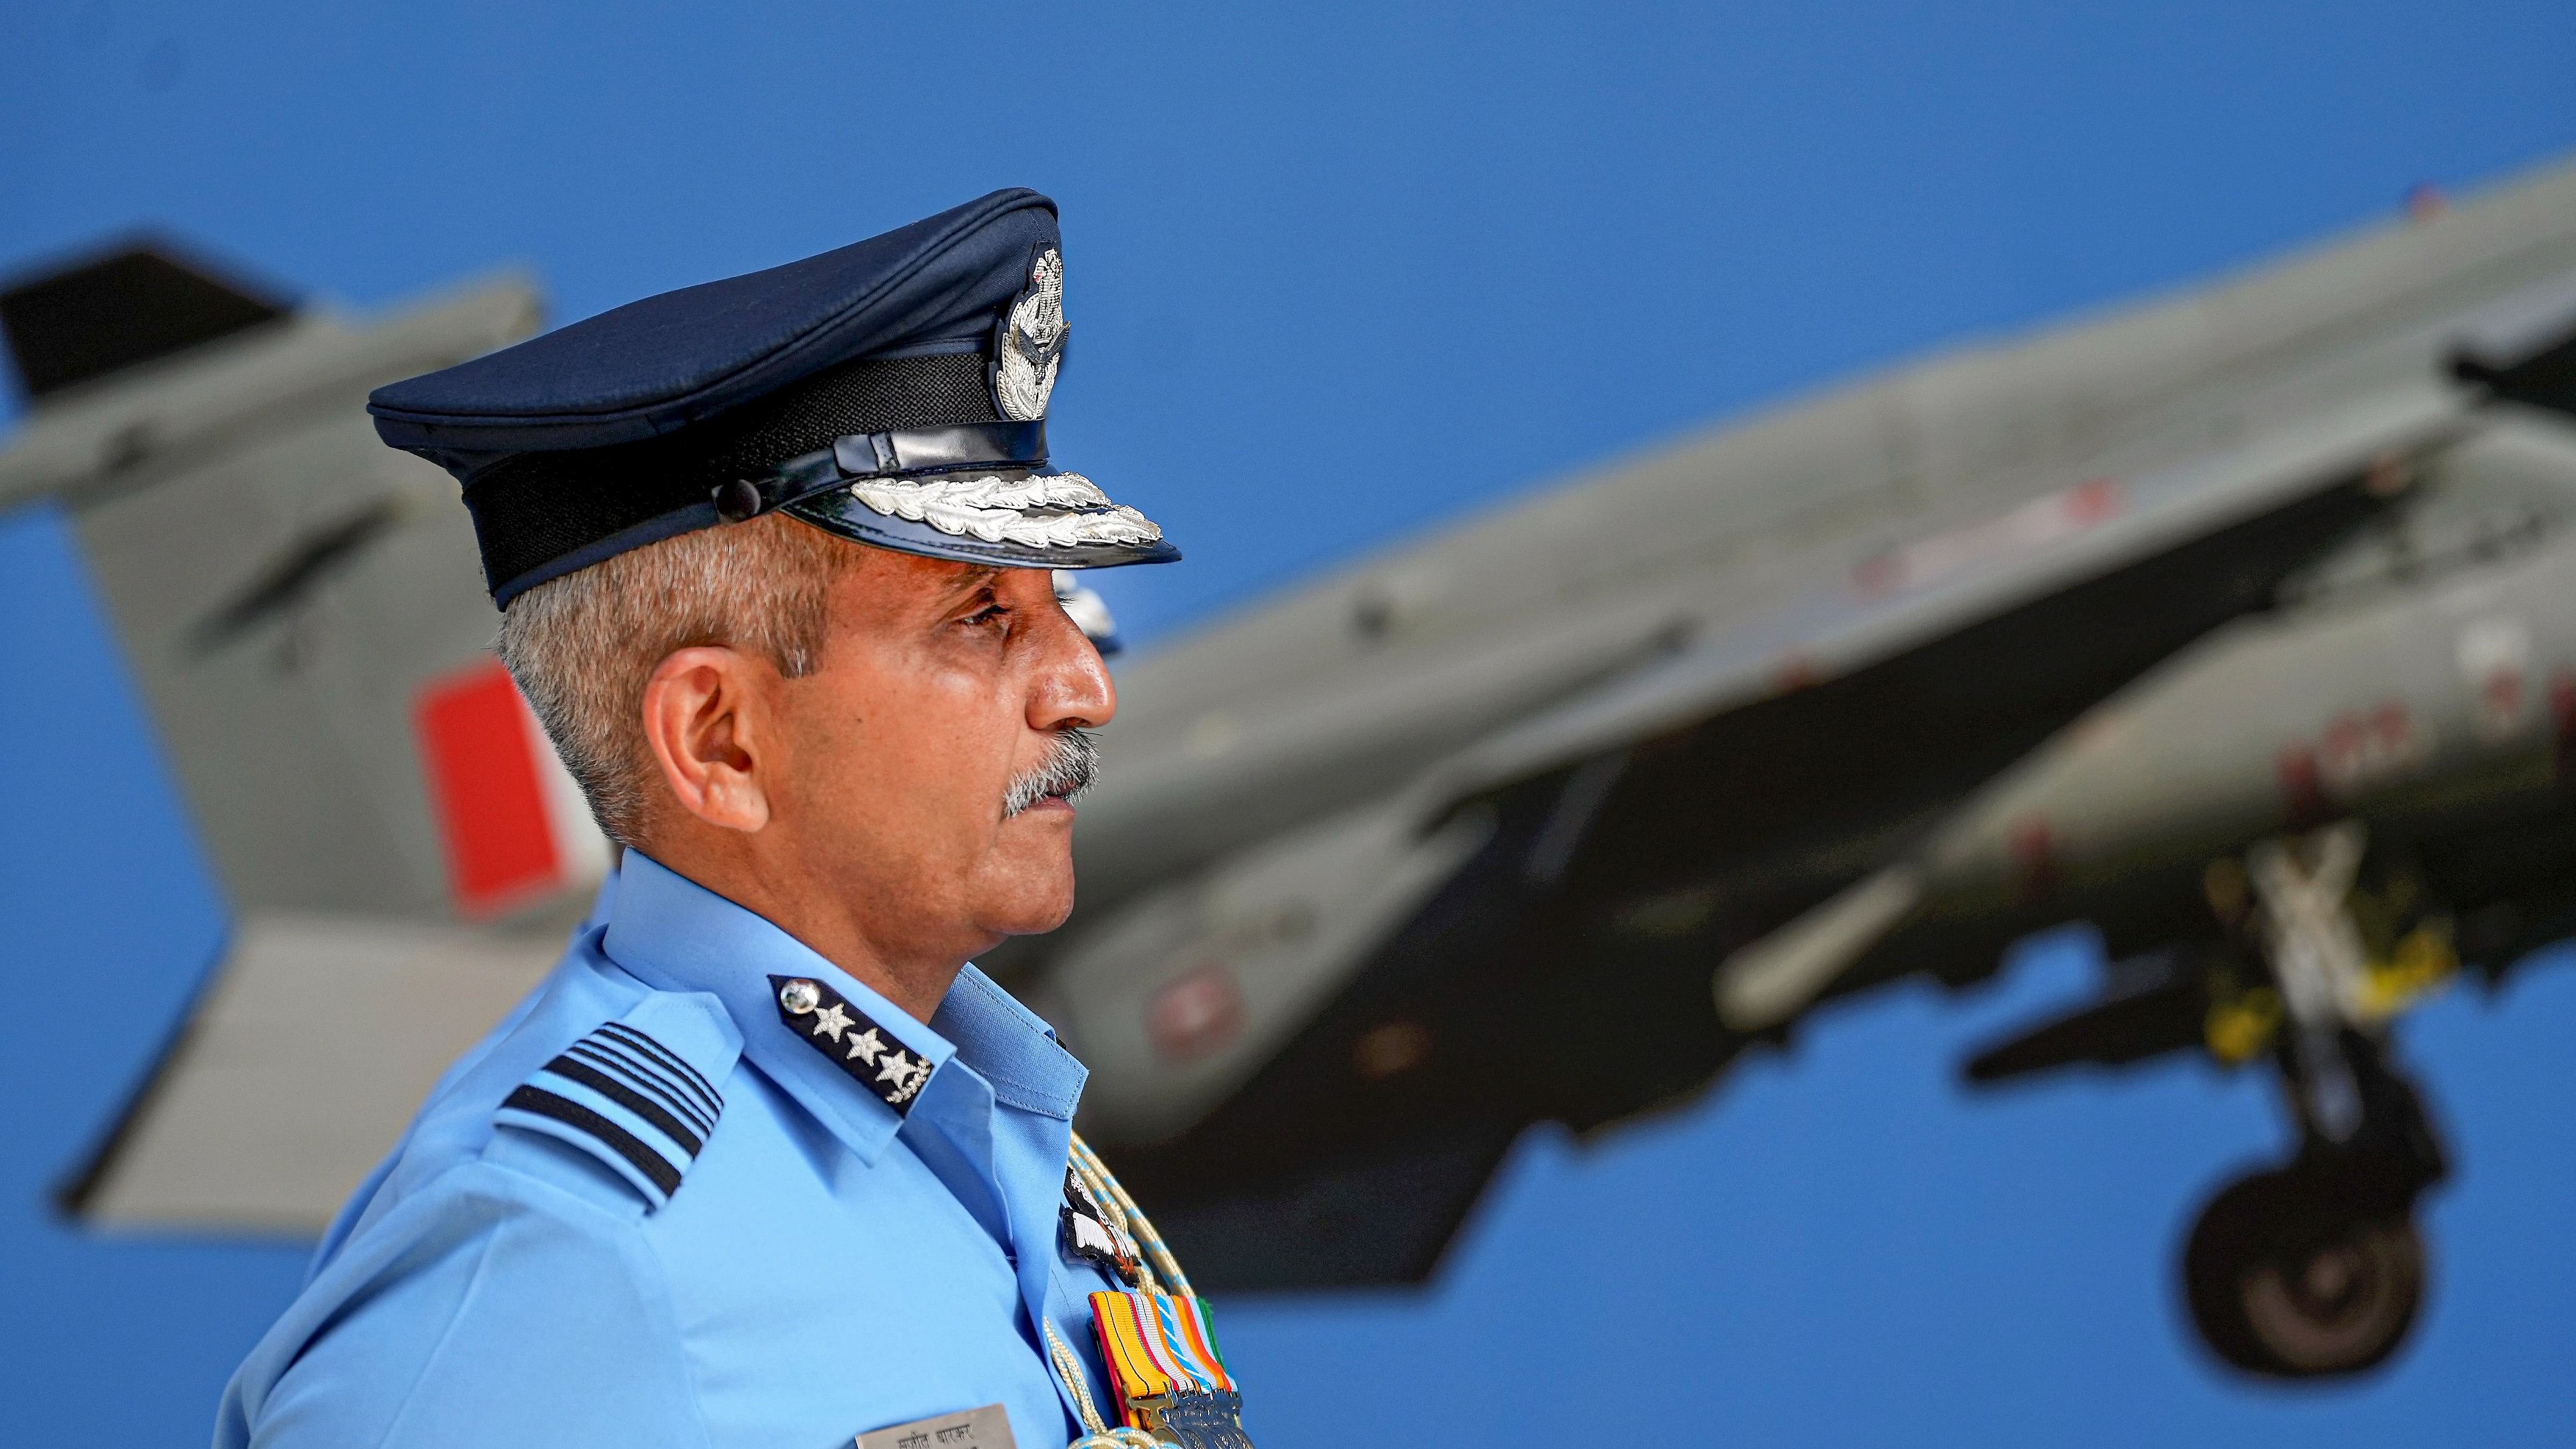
<box><xmin>216</xmin><ymin>852</ymin><xmax>1127</xmax><ymax>1449</ymax></box>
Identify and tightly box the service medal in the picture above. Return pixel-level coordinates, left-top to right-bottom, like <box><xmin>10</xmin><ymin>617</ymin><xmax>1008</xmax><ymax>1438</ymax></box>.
<box><xmin>1087</xmin><ymin>1288</ymin><xmax>1254</xmax><ymax>1449</ymax></box>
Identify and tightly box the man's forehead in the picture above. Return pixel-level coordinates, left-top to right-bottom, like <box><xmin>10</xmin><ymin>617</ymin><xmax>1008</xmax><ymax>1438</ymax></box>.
<box><xmin>928</xmin><ymin>560</ymin><xmax>1006</xmax><ymax>600</ymax></box>
<box><xmin>848</xmin><ymin>548</ymin><xmax>1040</xmax><ymax>604</ymax></box>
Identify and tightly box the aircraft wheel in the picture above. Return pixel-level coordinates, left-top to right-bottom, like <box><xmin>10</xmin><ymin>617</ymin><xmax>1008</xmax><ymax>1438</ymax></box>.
<box><xmin>2181</xmin><ymin>1166</ymin><xmax>2425</xmax><ymax>1379</ymax></box>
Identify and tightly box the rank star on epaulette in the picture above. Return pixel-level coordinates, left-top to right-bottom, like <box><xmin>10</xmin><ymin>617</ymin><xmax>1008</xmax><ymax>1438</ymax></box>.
<box><xmin>771</xmin><ymin>976</ymin><xmax>935</xmax><ymax>1116</ymax></box>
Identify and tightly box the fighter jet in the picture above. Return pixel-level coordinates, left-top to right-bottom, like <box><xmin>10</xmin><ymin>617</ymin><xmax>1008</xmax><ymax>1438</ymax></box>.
<box><xmin>16</xmin><ymin>155</ymin><xmax>2576</xmax><ymax>1382</ymax></box>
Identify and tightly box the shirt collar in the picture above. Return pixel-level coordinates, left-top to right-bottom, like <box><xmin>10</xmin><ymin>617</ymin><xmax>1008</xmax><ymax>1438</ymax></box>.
<box><xmin>600</xmin><ymin>852</ymin><xmax>1086</xmax><ymax>1163</ymax></box>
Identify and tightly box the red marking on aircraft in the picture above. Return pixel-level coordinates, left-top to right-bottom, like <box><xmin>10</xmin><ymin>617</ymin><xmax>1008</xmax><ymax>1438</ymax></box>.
<box><xmin>1147</xmin><ymin>962</ymin><xmax>1246</xmax><ymax>1064</ymax></box>
<box><xmin>1853</xmin><ymin>477</ymin><xmax>2123</xmax><ymax>599</ymax></box>
<box><xmin>2277</xmin><ymin>743</ymin><xmax>2329</xmax><ymax>830</ymax></box>
<box><xmin>2315</xmin><ymin>700</ymin><xmax>2423</xmax><ymax>793</ymax></box>
<box><xmin>413</xmin><ymin>657</ymin><xmax>565</xmax><ymax>919</ymax></box>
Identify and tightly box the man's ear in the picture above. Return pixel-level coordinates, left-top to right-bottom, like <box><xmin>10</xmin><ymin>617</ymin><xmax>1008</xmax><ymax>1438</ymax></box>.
<box><xmin>640</xmin><ymin>646</ymin><xmax>775</xmax><ymax>833</ymax></box>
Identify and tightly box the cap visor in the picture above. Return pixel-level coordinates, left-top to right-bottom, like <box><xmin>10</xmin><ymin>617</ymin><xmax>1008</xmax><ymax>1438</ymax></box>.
<box><xmin>784</xmin><ymin>478</ymin><xmax>1179</xmax><ymax>570</ymax></box>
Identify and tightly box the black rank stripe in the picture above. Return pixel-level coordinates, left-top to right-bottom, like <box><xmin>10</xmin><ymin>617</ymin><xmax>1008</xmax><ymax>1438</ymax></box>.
<box><xmin>502</xmin><ymin>1086</ymin><xmax>684</xmax><ymax>1197</ymax></box>
<box><xmin>567</xmin><ymin>1038</ymin><xmax>715</xmax><ymax>1136</ymax></box>
<box><xmin>609</xmin><ymin>1022</ymin><xmax>725</xmax><ymax>1110</ymax></box>
<box><xmin>768</xmin><ymin>974</ymin><xmax>934</xmax><ymax>1117</ymax></box>
<box><xmin>542</xmin><ymin>1055</ymin><xmax>705</xmax><ymax>1157</ymax></box>
<box><xmin>597</xmin><ymin>1023</ymin><xmax>724</xmax><ymax>1118</ymax></box>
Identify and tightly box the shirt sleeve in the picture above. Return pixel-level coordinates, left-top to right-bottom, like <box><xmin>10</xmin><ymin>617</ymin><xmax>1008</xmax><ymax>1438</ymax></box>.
<box><xmin>246</xmin><ymin>1163</ymin><xmax>708</xmax><ymax>1449</ymax></box>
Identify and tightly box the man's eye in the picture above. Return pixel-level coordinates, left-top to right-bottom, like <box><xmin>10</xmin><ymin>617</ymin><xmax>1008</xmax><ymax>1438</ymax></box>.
<box><xmin>962</xmin><ymin>604</ymin><xmax>1010</xmax><ymax>629</ymax></box>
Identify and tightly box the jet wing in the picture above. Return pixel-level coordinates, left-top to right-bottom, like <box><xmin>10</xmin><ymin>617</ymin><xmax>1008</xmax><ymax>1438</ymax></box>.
<box><xmin>1413</xmin><ymin>379</ymin><xmax>2471</xmax><ymax>823</ymax></box>
<box><xmin>1050</xmin><ymin>380</ymin><xmax>2465</xmax><ymax>1141</ymax></box>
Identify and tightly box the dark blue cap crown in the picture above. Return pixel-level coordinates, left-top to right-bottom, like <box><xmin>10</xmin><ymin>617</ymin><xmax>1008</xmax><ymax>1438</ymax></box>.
<box><xmin>371</xmin><ymin>189</ymin><xmax>1174</xmax><ymax>604</ymax></box>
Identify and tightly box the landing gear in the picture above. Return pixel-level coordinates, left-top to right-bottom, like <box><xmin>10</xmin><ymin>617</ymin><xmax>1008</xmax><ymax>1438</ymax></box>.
<box><xmin>1958</xmin><ymin>823</ymin><xmax>2458</xmax><ymax>1378</ymax></box>
<box><xmin>2181</xmin><ymin>1046</ymin><xmax>2440</xmax><ymax>1378</ymax></box>
<box><xmin>2184</xmin><ymin>1159</ymin><xmax>2426</xmax><ymax>1377</ymax></box>
<box><xmin>2181</xmin><ymin>825</ymin><xmax>2448</xmax><ymax>1380</ymax></box>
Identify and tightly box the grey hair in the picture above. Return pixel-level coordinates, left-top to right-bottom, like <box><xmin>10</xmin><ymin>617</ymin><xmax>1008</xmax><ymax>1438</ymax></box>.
<box><xmin>495</xmin><ymin>514</ymin><xmax>858</xmax><ymax>846</ymax></box>
<box><xmin>1002</xmin><ymin>727</ymin><xmax>1101</xmax><ymax>817</ymax></box>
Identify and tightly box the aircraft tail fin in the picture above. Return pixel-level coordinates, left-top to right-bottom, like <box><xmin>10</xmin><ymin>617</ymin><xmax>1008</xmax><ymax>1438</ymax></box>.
<box><xmin>1</xmin><ymin>240</ymin><xmax>293</xmax><ymax>405</ymax></box>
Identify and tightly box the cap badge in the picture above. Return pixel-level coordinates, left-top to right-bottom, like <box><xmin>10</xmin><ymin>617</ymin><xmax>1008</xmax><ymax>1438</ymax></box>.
<box><xmin>995</xmin><ymin>247</ymin><xmax>1066</xmax><ymax>421</ymax></box>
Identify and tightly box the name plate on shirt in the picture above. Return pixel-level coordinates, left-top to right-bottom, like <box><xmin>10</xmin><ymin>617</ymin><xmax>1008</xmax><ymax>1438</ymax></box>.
<box><xmin>856</xmin><ymin>1402</ymin><xmax>1016</xmax><ymax>1449</ymax></box>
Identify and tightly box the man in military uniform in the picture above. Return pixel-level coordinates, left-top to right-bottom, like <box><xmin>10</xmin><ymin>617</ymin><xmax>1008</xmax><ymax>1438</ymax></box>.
<box><xmin>217</xmin><ymin>192</ymin><xmax>1248</xmax><ymax>1449</ymax></box>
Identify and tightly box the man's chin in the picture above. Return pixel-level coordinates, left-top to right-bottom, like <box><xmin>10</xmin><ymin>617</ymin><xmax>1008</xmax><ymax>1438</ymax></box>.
<box><xmin>978</xmin><ymin>892</ymin><xmax>1077</xmax><ymax>939</ymax></box>
<box><xmin>970</xmin><ymin>840</ymin><xmax>1079</xmax><ymax>937</ymax></box>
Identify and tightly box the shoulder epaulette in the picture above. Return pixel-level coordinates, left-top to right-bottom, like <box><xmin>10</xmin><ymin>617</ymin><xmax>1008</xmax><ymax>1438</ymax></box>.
<box><xmin>494</xmin><ymin>992</ymin><xmax>741</xmax><ymax>1210</ymax></box>
<box><xmin>769</xmin><ymin>974</ymin><xmax>934</xmax><ymax>1115</ymax></box>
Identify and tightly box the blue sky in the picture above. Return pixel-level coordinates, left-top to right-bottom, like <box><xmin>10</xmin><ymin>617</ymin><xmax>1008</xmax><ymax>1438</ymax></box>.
<box><xmin>5</xmin><ymin>1</ymin><xmax>2575</xmax><ymax>1443</ymax></box>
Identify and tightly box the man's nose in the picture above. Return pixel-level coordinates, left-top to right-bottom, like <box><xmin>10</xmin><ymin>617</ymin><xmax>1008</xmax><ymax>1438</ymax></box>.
<box><xmin>1031</xmin><ymin>590</ymin><xmax>1117</xmax><ymax>731</ymax></box>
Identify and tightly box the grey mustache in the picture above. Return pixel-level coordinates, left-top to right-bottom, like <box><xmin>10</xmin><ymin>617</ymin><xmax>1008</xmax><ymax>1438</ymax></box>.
<box><xmin>1003</xmin><ymin>728</ymin><xmax>1100</xmax><ymax>817</ymax></box>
